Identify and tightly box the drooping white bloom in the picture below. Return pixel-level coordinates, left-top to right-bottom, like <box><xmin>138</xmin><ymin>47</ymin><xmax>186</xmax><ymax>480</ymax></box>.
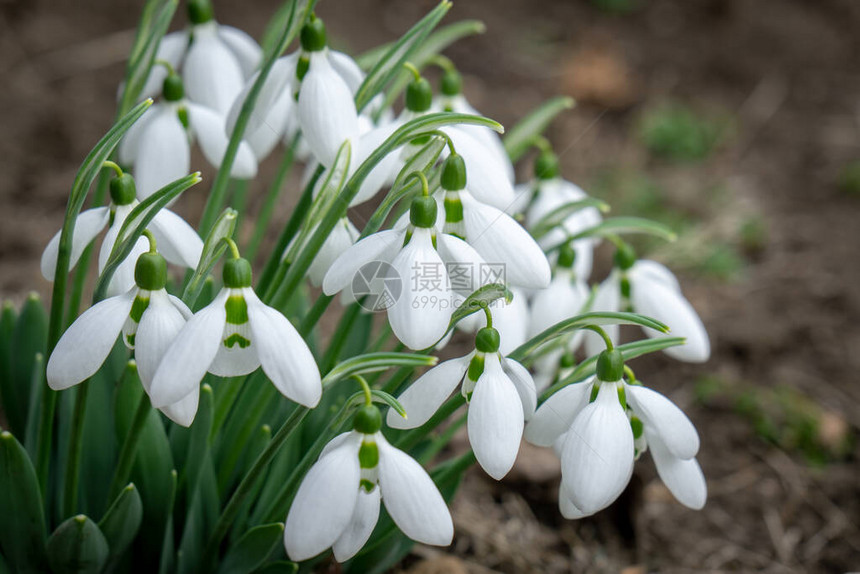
<box><xmin>305</xmin><ymin>217</ymin><xmax>360</xmax><ymax>287</ymax></box>
<box><xmin>322</xmin><ymin>199</ymin><xmax>489</xmax><ymax>350</ymax></box>
<box><xmin>283</xmin><ymin>430</ymin><xmax>453</xmax><ymax>562</ymax></box>
<box><xmin>388</xmin><ymin>327</ymin><xmax>537</xmax><ymax>480</ymax></box>
<box><xmin>46</xmin><ymin>251</ymin><xmax>199</xmax><ymax>425</ymax></box>
<box><xmin>584</xmin><ymin>259</ymin><xmax>711</xmax><ymax>363</ymax></box>
<box><xmin>149</xmin><ymin>258</ymin><xmax>321</xmax><ymax>413</ymax></box>
<box><xmin>119</xmin><ymin>87</ymin><xmax>257</xmax><ymax>199</ymax></box>
<box><xmin>456</xmin><ymin>288</ymin><xmax>530</xmax><ymax>356</ymax></box>
<box><xmin>525</xmin><ymin>368</ymin><xmax>706</xmax><ymax>516</ymax></box>
<box><xmin>40</xmin><ymin>174</ymin><xmax>202</xmax><ymax>297</ymax></box>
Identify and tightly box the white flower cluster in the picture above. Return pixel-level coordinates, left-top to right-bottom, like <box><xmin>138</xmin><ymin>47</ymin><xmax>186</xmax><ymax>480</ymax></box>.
<box><xmin>39</xmin><ymin>2</ymin><xmax>714</xmax><ymax>566</ymax></box>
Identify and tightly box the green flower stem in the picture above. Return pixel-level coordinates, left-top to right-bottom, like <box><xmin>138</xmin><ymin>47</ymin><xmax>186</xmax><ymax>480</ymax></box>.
<box><xmin>246</xmin><ymin>138</ymin><xmax>298</xmax><ymax>261</ymax></box>
<box><xmin>257</xmin><ymin>166</ymin><xmax>324</xmax><ymax>300</ymax></box>
<box><xmin>107</xmin><ymin>390</ymin><xmax>151</xmax><ymax>501</ymax></box>
<box><xmin>62</xmin><ymin>380</ymin><xmax>90</xmax><ymax>517</ymax></box>
<box><xmin>229</xmin><ymin>178</ymin><xmax>249</xmax><ymax>231</ymax></box>
<box><xmin>298</xmin><ymin>294</ymin><xmax>334</xmax><ymax>337</ymax></box>
<box><xmin>417</xmin><ymin>412</ymin><xmax>466</xmax><ymax>465</ymax></box>
<box><xmin>203</xmin><ymin>405</ymin><xmax>310</xmax><ymax>570</ymax></box>
<box><xmin>583</xmin><ymin>325</ymin><xmax>614</xmax><ymax>351</ymax></box>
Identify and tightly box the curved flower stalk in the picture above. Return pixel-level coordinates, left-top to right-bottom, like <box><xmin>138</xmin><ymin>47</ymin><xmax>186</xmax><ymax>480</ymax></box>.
<box><xmin>439</xmin><ymin>153</ymin><xmax>551</xmax><ymax>290</ymax></box>
<box><xmin>455</xmin><ymin>288</ymin><xmax>529</xmax><ymax>356</ymax></box>
<box><xmin>41</xmin><ymin>170</ymin><xmax>202</xmax><ymax>297</ymax></box>
<box><xmin>432</xmin><ymin>67</ymin><xmax>514</xmax><ymax>183</ymax></box>
<box><xmin>120</xmin><ymin>70</ymin><xmax>257</xmax><ymax>199</ymax></box>
<box><xmin>524</xmin><ymin>348</ymin><xmax>706</xmax><ymax>517</ymax></box>
<box><xmin>388</xmin><ymin>321</ymin><xmax>537</xmax><ymax>479</ymax></box>
<box><xmin>584</xmin><ymin>245</ymin><xmax>711</xmax><ymax>363</ymax></box>
<box><xmin>149</xmin><ymin>247</ymin><xmax>322</xmax><ymax>418</ymax></box>
<box><xmin>323</xmin><ymin>187</ymin><xmax>489</xmax><ymax>350</ymax></box>
<box><xmin>47</xmin><ymin>241</ymin><xmax>198</xmax><ymax>425</ymax></box>
<box><xmin>140</xmin><ymin>0</ymin><xmax>261</xmax><ymax>115</ymax></box>
<box><xmin>284</xmin><ymin>403</ymin><xmax>453</xmax><ymax>562</ymax></box>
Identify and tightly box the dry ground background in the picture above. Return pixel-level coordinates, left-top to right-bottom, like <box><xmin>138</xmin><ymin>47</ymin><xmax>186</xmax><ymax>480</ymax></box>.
<box><xmin>2</xmin><ymin>0</ymin><xmax>860</xmax><ymax>572</ymax></box>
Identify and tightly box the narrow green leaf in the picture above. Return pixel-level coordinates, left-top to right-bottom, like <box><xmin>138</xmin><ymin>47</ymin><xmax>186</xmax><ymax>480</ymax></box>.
<box><xmin>119</xmin><ymin>0</ymin><xmax>178</xmax><ymax>115</ymax></box>
<box><xmin>98</xmin><ymin>484</ymin><xmax>143</xmax><ymax>571</ymax></box>
<box><xmin>46</xmin><ymin>515</ymin><xmax>108</xmax><ymax>574</ymax></box>
<box><xmin>542</xmin><ymin>337</ymin><xmax>687</xmax><ymax>400</ymax></box>
<box><xmin>184</xmin><ymin>384</ymin><xmax>214</xmax><ymax>499</ymax></box>
<box><xmin>253</xmin><ymin>562</ymin><xmax>299</xmax><ymax>574</ymax></box>
<box><xmin>0</xmin><ymin>431</ymin><xmax>47</xmax><ymax>573</ymax></box>
<box><xmin>182</xmin><ymin>208</ymin><xmax>238</xmax><ymax>307</ymax></box>
<box><xmin>354</xmin><ymin>0</ymin><xmax>452</xmax><ymax>113</ymax></box>
<box><xmin>369</xmin><ymin>390</ymin><xmax>407</xmax><ymax>418</ymax></box>
<box><xmin>509</xmin><ymin>311</ymin><xmax>670</xmax><ymax>362</ymax></box>
<box><xmin>23</xmin><ymin>354</ymin><xmax>45</xmax><ymax>457</ymax></box>
<box><xmin>564</xmin><ymin>216</ymin><xmax>678</xmax><ymax>243</ymax></box>
<box><xmin>377</xmin><ymin>19</ymin><xmax>487</xmax><ymax>112</ymax></box>
<box><xmin>503</xmin><ymin>96</ymin><xmax>575</xmax><ymax>162</ymax></box>
<box><xmin>216</xmin><ymin>523</ymin><xmax>284</xmax><ymax>574</ymax></box>
<box><xmin>10</xmin><ymin>293</ymin><xmax>47</xmax><ymax>438</ymax></box>
<box><xmin>157</xmin><ymin>470</ymin><xmax>178</xmax><ymax>574</ymax></box>
<box><xmin>446</xmin><ymin>283</ymin><xmax>512</xmax><ymax>333</ymax></box>
<box><xmin>95</xmin><ymin>172</ymin><xmax>202</xmax><ymax>302</ymax></box>
<box><xmin>530</xmin><ymin>198</ymin><xmax>611</xmax><ymax>239</ymax></box>
<box><xmin>260</xmin><ymin>0</ymin><xmax>315</xmax><ymax>62</ymax></box>
<box><xmin>323</xmin><ymin>353</ymin><xmax>438</xmax><ymax>385</ymax></box>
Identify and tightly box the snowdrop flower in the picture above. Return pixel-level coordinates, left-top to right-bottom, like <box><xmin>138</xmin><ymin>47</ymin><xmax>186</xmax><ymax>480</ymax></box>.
<box><xmin>149</xmin><ymin>250</ymin><xmax>322</xmax><ymax>415</ymax></box>
<box><xmin>388</xmin><ymin>324</ymin><xmax>536</xmax><ymax>479</ymax></box>
<box><xmin>584</xmin><ymin>244</ymin><xmax>710</xmax><ymax>363</ymax></box>
<box><xmin>433</xmin><ymin>67</ymin><xmax>514</xmax><ymax>183</ymax></box>
<box><xmin>47</xmin><ymin>245</ymin><xmax>198</xmax><ymax>425</ymax></box>
<box><xmin>304</xmin><ymin>217</ymin><xmax>360</xmax><ymax>286</ymax></box>
<box><xmin>439</xmin><ymin>153</ymin><xmax>550</xmax><ymax>289</ymax></box>
<box><xmin>41</xmin><ymin>171</ymin><xmax>202</xmax><ymax>297</ymax></box>
<box><xmin>284</xmin><ymin>404</ymin><xmax>453</xmax><ymax>562</ymax></box>
<box><xmin>456</xmin><ymin>288</ymin><xmax>529</xmax><ymax>356</ymax></box>
<box><xmin>120</xmin><ymin>71</ymin><xmax>257</xmax><ymax>199</ymax></box>
<box><xmin>525</xmin><ymin>348</ymin><xmax>706</xmax><ymax>516</ymax></box>
<box><xmin>139</xmin><ymin>0</ymin><xmax>261</xmax><ymax>114</ymax></box>
<box><xmin>323</xmin><ymin>188</ymin><xmax>488</xmax><ymax>350</ymax></box>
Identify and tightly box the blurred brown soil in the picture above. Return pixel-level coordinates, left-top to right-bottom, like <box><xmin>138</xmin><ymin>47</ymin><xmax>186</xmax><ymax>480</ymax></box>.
<box><xmin>2</xmin><ymin>0</ymin><xmax>860</xmax><ymax>572</ymax></box>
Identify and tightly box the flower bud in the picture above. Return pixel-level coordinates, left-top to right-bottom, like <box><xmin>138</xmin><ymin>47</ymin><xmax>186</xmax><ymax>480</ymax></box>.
<box><xmin>440</xmin><ymin>69</ymin><xmax>462</xmax><ymax>96</ymax></box>
<box><xmin>134</xmin><ymin>252</ymin><xmax>167</xmax><ymax>291</ymax></box>
<box><xmin>409</xmin><ymin>196</ymin><xmax>438</xmax><ymax>228</ymax></box>
<box><xmin>405</xmin><ymin>77</ymin><xmax>433</xmax><ymax>112</ymax></box>
<box><xmin>596</xmin><ymin>349</ymin><xmax>624</xmax><ymax>382</ymax></box>
<box><xmin>300</xmin><ymin>16</ymin><xmax>327</xmax><ymax>52</ymax></box>
<box><xmin>188</xmin><ymin>0</ymin><xmax>214</xmax><ymax>25</ymax></box>
<box><xmin>223</xmin><ymin>257</ymin><xmax>253</xmax><ymax>288</ymax></box>
<box><xmin>441</xmin><ymin>154</ymin><xmax>467</xmax><ymax>192</ymax></box>
<box><xmin>162</xmin><ymin>73</ymin><xmax>184</xmax><ymax>102</ymax></box>
<box><xmin>353</xmin><ymin>404</ymin><xmax>382</xmax><ymax>434</ymax></box>
<box><xmin>557</xmin><ymin>244</ymin><xmax>577</xmax><ymax>269</ymax></box>
<box><xmin>474</xmin><ymin>326</ymin><xmax>500</xmax><ymax>353</ymax></box>
<box><xmin>109</xmin><ymin>173</ymin><xmax>137</xmax><ymax>205</ymax></box>
<box><xmin>534</xmin><ymin>150</ymin><xmax>559</xmax><ymax>180</ymax></box>
<box><xmin>614</xmin><ymin>243</ymin><xmax>636</xmax><ymax>271</ymax></box>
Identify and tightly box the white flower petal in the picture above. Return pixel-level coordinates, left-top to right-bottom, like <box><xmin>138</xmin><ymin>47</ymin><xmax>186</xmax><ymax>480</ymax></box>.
<box><xmin>297</xmin><ymin>52</ymin><xmax>359</xmax><ymax>167</ymax></box>
<box><xmin>377</xmin><ymin>437</ymin><xmax>453</xmax><ymax>546</ymax></box>
<box><xmin>646</xmin><ymin>427</ymin><xmax>707</xmax><ymax>510</ymax></box>
<box><xmin>386</xmin><ymin>354</ymin><xmax>470</xmax><ymax>429</ymax></box>
<box><xmin>158</xmin><ymin>387</ymin><xmax>200</xmax><ymax>427</ymax></box>
<box><xmin>135</xmin><ymin>289</ymin><xmax>187</xmax><ymax>391</ymax></box>
<box><xmin>41</xmin><ymin>207</ymin><xmax>109</xmax><ymax>281</ymax></box>
<box><xmin>630</xmin><ymin>259</ymin><xmax>681</xmax><ymax>292</ymax></box>
<box><xmin>443</xmin><ymin>127</ymin><xmax>514</xmax><ymax>210</ymax></box>
<box><xmin>435</xmin><ymin>232</ymin><xmax>487</xmax><ymax>295</ymax></box>
<box><xmin>227</xmin><ymin>54</ymin><xmax>296</xmax><ymax>137</ymax></box>
<box><xmin>149</xmin><ymin>290</ymin><xmax>227</xmax><ymax>407</ymax></box>
<box><xmin>438</xmin><ymin>95</ymin><xmax>514</xmax><ymax>182</ymax></box>
<box><xmin>245</xmin><ymin>289</ymin><xmax>322</xmax><ymax>407</ymax></box>
<box><xmin>284</xmin><ymin>434</ymin><xmax>362</xmax><ymax>561</ymax></box>
<box><xmin>186</xmin><ymin>102</ymin><xmax>258</xmax><ymax>179</ymax></box>
<box><xmin>327</xmin><ymin>50</ymin><xmax>364</xmax><ymax>94</ymax></box>
<box><xmin>118</xmin><ymin>107</ymin><xmax>157</xmax><ymax>166</ymax></box>
<box><xmin>208</xmin><ymin>318</ymin><xmax>260</xmax><ymax>377</ymax></box>
<box><xmin>467</xmin><ymin>354</ymin><xmax>524</xmax><ymax>479</ymax></box>
<box><xmin>322</xmin><ymin>229</ymin><xmax>404</xmax><ymax>295</ymax></box>
<box><xmin>460</xmin><ymin>192</ymin><xmax>550</xmax><ymax>289</ymax></box>
<box><xmin>183</xmin><ymin>24</ymin><xmax>244</xmax><ymax>114</ymax></box>
<box><xmin>217</xmin><ymin>25</ymin><xmax>261</xmax><ymax>78</ymax></box>
<box><xmin>46</xmin><ymin>289</ymin><xmax>135</xmax><ymax>390</ymax></box>
<box><xmin>492</xmin><ymin>290</ymin><xmax>529</xmax><ymax>355</ymax></box>
<box><xmin>133</xmin><ymin>106</ymin><xmax>190</xmax><ymax>200</ymax></box>
<box><xmin>501</xmin><ymin>357</ymin><xmax>537</xmax><ymax>420</ymax></box>
<box><xmin>630</xmin><ymin>273</ymin><xmax>710</xmax><ymax>363</ymax></box>
<box><xmin>559</xmin><ymin>494</ymin><xmax>592</xmax><ymax>520</ymax></box>
<box><xmin>528</xmin><ymin>271</ymin><xmax>590</xmax><ymax>338</ymax></box>
<box><xmin>561</xmin><ymin>382</ymin><xmax>633</xmax><ymax>514</ymax></box>
<box><xmin>307</xmin><ymin>218</ymin><xmax>359</xmax><ymax>287</ymax></box>
<box><xmin>583</xmin><ymin>275</ymin><xmax>620</xmax><ymax>358</ymax></box>
<box><xmin>524</xmin><ymin>378</ymin><xmax>594</xmax><ymax>447</ymax></box>
<box><xmin>148</xmin><ymin>209</ymin><xmax>203</xmax><ymax>269</ymax></box>
<box><xmin>99</xmin><ymin>223</ymin><xmax>148</xmax><ymax>298</ymax></box>
<box><xmin>138</xmin><ymin>31</ymin><xmax>189</xmax><ymax>100</ymax></box>
<box><xmin>246</xmin><ymin>89</ymin><xmax>291</xmax><ymax>160</ymax></box>
<box><xmin>626</xmin><ymin>383</ymin><xmax>699</xmax><ymax>459</ymax></box>
<box><xmin>332</xmin><ymin>487</ymin><xmax>380</xmax><ymax>562</ymax></box>
<box><xmin>388</xmin><ymin>228</ymin><xmax>452</xmax><ymax>350</ymax></box>
<box><xmin>349</xmin><ymin>123</ymin><xmax>400</xmax><ymax>206</ymax></box>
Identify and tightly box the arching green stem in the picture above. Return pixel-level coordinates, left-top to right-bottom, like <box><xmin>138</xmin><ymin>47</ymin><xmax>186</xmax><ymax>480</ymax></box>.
<box><xmin>583</xmin><ymin>324</ymin><xmax>614</xmax><ymax>351</ymax></box>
